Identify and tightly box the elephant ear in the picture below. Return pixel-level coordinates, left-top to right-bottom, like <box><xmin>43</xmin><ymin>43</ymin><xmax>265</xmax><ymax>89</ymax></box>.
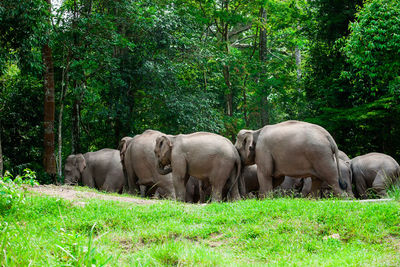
<box><xmin>76</xmin><ymin>154</ymin><xmax>86</xmax><ymax>173</ymax></box>
<box><xmin>118</xmin><ymin>137</ymin><xmax>131</xmax><ymax>162</ymax></box>
<box><xmin>243</xmin><ymin>131</ymin><xmax>255</xmax><ymax>153</ymax></box>
<box><xmin>158</xmin><ymin>135</ymin><xmax>172</xmax><ymax>149</ymax></box>
<box><xmin>348</xmin><ymin>164</ymin><xmax>353</xmax><ymax>183</ymax></box>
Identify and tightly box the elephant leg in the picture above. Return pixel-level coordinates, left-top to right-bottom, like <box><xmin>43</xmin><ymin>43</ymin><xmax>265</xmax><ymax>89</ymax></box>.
<box><xmin>82</xmin><ymin>174</ymin><xmax>96</xmax><ymax>189</ymax></box>
<box><xmin>372</xmin><ymin>171</ymin><xmax>387</xmax><ymax>198</ymax></box>
<box><xmin>354</xmin><ymin>174</ymin><xmax>368</xmax><ymax>199</ymax></box>
<box><xmin>199</xmin><ymin>180</ymin><xmax>206</xmax><ymax>203</ymax></box>
<box><xmin>273</xmin><ymin>176</ymin><xmax>285</xmax><ymax>188</ymax></box>
<box><xmin>210</xmin><ymin>184</ymin><xmax>223</xmax><ymax>202</ymax></box>
<box><xmin>310</xmin><ymin>178</ymin><xmax>322</xmax><ymax>198</ymax></box>
<box><xmin>101</xmin><ymin>180</ymin><xmax>115</xmax><ymax>193</ymax></box>
<box><xmin>227</xmin><ymin>167</ymin><xmax>241</xmax><ymax>201</ymax></box>
<box><xmin>301</xmin><ymin>178</ymin><xmax>312</xmax><ymax>197</ymax></box>
<box><xmin>139</xmin><ymin>185</ymin><xmax>147</xmax><ymax>198</ymax></box>
<box><xmin>209</xmin><ymin>165</ymin><xmax>232</xmax><ymax>202</ymax></box>
<box><xmin>153</xmin><ymin>188</ymin><xmax>161</xmax><ymax>199</ymax></box>
<box><xmin>314</xmin><ymin>161</ymin><xmax>343</xmax><ymax>197</ymax></box>
<box><xmin>125</xmin><ymin>166</ymin><xmax>139</xmax><ymax>195</ymax></box>
<box><xmin>170</xmin><ymin>157</ymin><xmax>187</xmax><ymax>201</ymax></box>
<box><xmin>172</xmin><ymin>174</ymin><xmax>186</xmax><ymax>202</ymax></box>
<box><xmin>256</xmin><ymin>154</ymin><xmax>274</xmax><ymax>198</ymax></box>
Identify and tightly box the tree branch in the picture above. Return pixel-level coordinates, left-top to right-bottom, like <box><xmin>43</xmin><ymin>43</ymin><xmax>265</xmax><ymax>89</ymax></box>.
<box><xmin>228</xmin><ymin>24</ymin><xmax>252</xmax><ymax>38</ymax></box>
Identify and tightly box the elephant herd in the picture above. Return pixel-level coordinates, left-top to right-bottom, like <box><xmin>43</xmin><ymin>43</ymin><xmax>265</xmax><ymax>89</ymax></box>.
<box><xmin>64</xmin><ymin>120</ymin><xmax>400</xmax><ymax>201</ymax></box>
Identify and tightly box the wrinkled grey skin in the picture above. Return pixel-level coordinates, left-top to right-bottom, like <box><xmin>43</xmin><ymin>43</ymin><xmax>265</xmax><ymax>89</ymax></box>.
<box><xmin>235</xmin><ymin>120</ymin><xmax>347</xmax><ymax>198</ymax></box>
<box><xmin>350</xmin><ymin>152</ymin><xmax>400</xmax><ymax>198</ymax></box>
<box><xmin>154</xmin><ymin>132</ymin><xmax>241</xmax><ymax>202</ymax></box>
<box><xmin>301</xmin><ymin>159</ymin><xmax>354</xmax><ymax>197</ymax></box>
<box><xmin>241</xmin><ymin>165</ymin><xmax>300</xmax><ymax>197</ymax></box>
<box><xmin>338</xmin><ymin>150</ymin><xmax>351</xmax><ymax>161</ymax></box>
<box><xmin>276</xmin><ymin>176</ymin><xmax>304</xmax><ymax>196</ymax></box>
<box><xmin>241</xmin><ymin>165</ymin><xmax>259</xmax><ymax>196</ymax></box>
<box><xmin>118</xmin><ymin>130</ymin><xmax>175</xmax><ymax>198</ymax></box>
<box><xmin>64</xmin><ymin>149</ymin><xmax>125</xmax><ymax>193</ymax></box>
<box><xmin>185</xmin><ymin>177</ymin><xmax>212</xmax><ymax>203</ymax></box>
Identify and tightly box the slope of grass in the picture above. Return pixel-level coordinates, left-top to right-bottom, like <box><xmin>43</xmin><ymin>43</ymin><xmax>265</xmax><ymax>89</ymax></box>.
<box><xmin>1</xmin><ymin>187</ymin><xmax>400</xmax><ymax>266</ymax></box>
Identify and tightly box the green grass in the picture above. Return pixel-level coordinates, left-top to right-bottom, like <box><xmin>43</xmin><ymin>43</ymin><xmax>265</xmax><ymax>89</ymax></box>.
<box><xmin>1</xmin><ymin>187</ymin><xmax>400</xmax><ymax>266</ymax></box>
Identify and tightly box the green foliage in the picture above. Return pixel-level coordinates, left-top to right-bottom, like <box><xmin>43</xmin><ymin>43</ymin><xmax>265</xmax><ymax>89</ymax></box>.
<box><xmin>342</xmin><ymin>0</ymin><xmax>400</xmax><ymax>99</ymax></box>
<box><xmin>0</xmin><ymin>169</ymin><xmax>38</xmax><ymax>215</ymax></box>
<box><xmin>1</xmin><ymin>0</ymin><xmax>400</xmax><ymax>176</ymax></box>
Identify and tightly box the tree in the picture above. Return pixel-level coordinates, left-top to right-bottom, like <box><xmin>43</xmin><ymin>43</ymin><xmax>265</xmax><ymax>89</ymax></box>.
<box><xmin>343</xmin><ymin>0</ymin><xmax>400</xmax><ymax>99</ymax></box>
<box><xmin>42</xmin><ymin>0</ymin><xmax>57</xmax><ymax>182</ymax></box>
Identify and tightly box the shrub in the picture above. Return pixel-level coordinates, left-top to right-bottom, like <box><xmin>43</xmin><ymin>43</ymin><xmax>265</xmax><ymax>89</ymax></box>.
<box><xmin>0</xmin><ymin>168</ymin><xmax>38</xmax><ymax>214</ymax></box>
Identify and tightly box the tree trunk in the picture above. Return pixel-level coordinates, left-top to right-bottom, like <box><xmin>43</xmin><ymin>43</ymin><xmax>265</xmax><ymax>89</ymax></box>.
<box><xmin>295</xmin><ymin>46</ymin><xmax>302</xmax><ymax>83</ymax></box>
<box><xmin>223</xmin><ymin>65</ymin><xmax>233</xmax><ymax>117</ymax></box>
<box><xmin>242</xmin><ymin>77</ymin><xmax>249</xmax><ymax>127</ymax></box>
<box><xmin>71</xmin><ymin>97</ymin><xmax>81</xmax><ymax>154</ymax></box>
<box><xmin>259</xmin><ymin>8</ymin><xmax>267</xmax><ymax>62</ymax></box>
<box><xmin>259</xmin><ymin>7</ymin><xmax>269</xmax><ymax>127</ymax></box>
<box><xmin>0</xmin><ymin>120</ymin><xmax>3</xmax><ymax>177</ymax></box>
<box><xmin>42</xmin><ymin>0</ymin><xmax>57</xmax><ymax>183</ymax></box>
<box><xmin>57</xmin><ymin>55</ymin><xmax>70</xmax><ymax>179</ymax></box>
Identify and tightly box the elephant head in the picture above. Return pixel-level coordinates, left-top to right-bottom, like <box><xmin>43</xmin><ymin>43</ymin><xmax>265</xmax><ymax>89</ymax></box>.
<box><xmin>154</xmin><ymin>135</ymin><xmax>173</xmax><ymax>175</ymax></box>
<box><xmin>64</xmin><ymin>154</ymin><xmax>86</xmax><ymax>185</ymax></box>
<box><xmin>235</xmin><ymin>129</ymin><xmax>258</xmax><ymax>165</ymax></box>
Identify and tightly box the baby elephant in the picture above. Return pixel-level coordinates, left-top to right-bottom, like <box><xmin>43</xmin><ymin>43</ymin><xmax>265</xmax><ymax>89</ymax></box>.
<box><xmin>351</xmin><ymin>152</ymin><xmax>400</xmax><ymax>198</ymax></box>
<box><xmin>64</xmin><ymin>148</ymin><xmax>125</xmax><ymax>193</ymax></box>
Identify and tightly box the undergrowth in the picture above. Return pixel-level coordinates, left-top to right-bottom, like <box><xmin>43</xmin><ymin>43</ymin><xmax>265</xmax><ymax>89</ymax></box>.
<box><xmin>0</xmin><ymin>181</ymin><xmax>399</xmax><ymax>266</ymax></box>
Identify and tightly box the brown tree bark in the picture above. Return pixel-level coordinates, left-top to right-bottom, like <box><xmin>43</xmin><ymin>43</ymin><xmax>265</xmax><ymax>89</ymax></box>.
<box><xmin>43</xmin><ymin>42</ymin><xmax>56</xmax><ymax>180</ymax></box>
<box><xmin>42</xmin><ymin>0</ymin><xmax>56</xmax><ymax>182</ymax></box>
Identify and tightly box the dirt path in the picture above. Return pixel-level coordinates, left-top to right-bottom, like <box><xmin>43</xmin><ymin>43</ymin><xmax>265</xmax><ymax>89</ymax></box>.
<box><xmin>28</xmin><ymin>185</ymin><xmax>157</xmax><ymax>206</ymax></box>
<box><xmin>28</xmin><ymin>185</ymin><xmax>395</xmax><ymax>206</ymax></box>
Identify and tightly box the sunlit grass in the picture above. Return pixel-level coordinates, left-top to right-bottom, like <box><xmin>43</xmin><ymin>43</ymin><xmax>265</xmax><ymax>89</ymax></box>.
<box><xmin>1</xmin><ymin>186</ymin><xmax>399</xmax><ymax>266</ymax></box>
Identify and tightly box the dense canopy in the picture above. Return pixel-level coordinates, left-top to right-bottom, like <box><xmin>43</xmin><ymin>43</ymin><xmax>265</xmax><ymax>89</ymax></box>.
<box><xmin>1</xmin><ymin>0</ymin><xmax>399</xmax><ymax>183</ymax></box>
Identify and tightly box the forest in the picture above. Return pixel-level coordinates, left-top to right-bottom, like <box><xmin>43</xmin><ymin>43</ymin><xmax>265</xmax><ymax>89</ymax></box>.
<box><xmin>1</xmin><ymin>0</ymin><xmax>400</xmax><ymax>184</ymax></box>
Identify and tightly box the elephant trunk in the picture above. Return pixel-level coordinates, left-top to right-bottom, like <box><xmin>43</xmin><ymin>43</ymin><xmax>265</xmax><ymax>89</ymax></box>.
<box><xmin>157</xmin><ymin>160</ymin><xmax>172</xmax><ymax>175</ymax></box>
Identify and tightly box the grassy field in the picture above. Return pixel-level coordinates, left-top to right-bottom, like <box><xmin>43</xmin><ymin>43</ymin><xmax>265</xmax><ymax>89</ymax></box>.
<box><xmin>1</xmin><ymin>186</ymin><xmax>400</xmax><ymax>266</ymax></box>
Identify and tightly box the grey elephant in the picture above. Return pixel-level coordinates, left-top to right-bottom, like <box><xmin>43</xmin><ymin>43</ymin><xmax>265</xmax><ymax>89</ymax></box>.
<box><xmin>350</xmin><ymin>152</ymin><xmax>400</xmax><ymax>198</ymax></box>
<box><xmin>235</xmin><ymin>120</ymin><xmax>347</xmax><ymax>198</ymax></box>
<box><xmin>118</xmin><ymin>130</ymin><xmax>175</xmax><ymax>198</ymax></box>
<box><xmin>64</xmin><ymin>148</ymin><xmax>125</xmax><ymax>193</ymax></box>
<box><xmin>241</xmin><ymin>165</ymin><xmax>301</xmax><ymax>197</ymax></box>
<box><xmin>154</xmin><ymin>132</ymin><xmax>241</xmax><ymax>202</ymax></box>
<box><xmin>338</xmin><ymin>150</ymin><xmax>351</xmax><ymax>161</ymax></box>
<box><xmin>301</xmin><ymin>158</ymin><xmax>354</xmax><ymax>197</ymax></box>
<box><xmin>276</xmin><ymin>176</ymin><xmax>304</xmax><ymax>196</ymax></box>
<box><xmin>185</xmin><ymin>177</ymin><xmax>211</xmax><ymax>203</ymax></box>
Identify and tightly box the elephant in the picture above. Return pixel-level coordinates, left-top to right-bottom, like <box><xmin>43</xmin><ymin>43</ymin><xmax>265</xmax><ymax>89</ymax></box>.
<box><xmin>118</xmin><ymin>130</ymin><xmax>175</xmax><ymax>198</ymax></box>
<box><xmin>154</xmin><ymin>132</ymin><xmax>242</xmax><ymax>202</ymax></box>
<box><xmin>185</xmin><ymin>176</ymin><xmax>211</xmax><ymax>203</ymax></box>
<box><xmin>64</xmin><ymin>148</ymin><xmax>125</xmax><ymax>193</ymax></box>
<box><xmin>241</xmin><ymin>165</ymin><xmax>302</xmax><ymax>197</ymax></box>
<box><xmin>338</xmin><ymin>150</ymin><xmax>351</xmax><ymax>161</ymax></box>
<box><xmin>275</xmin><ymin>176</ymin><xmax>304</xmax><ymax>196</ymax></box>
<box><xmin>350</xmin><ymin>152</ymin><xmax>400</xmax><ymax>198</ymax></box>
<box><xmin>301</xmin><ymin>158</ymin><xmax>354</xmax><ymax>198</ymax></box>
<box><xmin>241</xmin><ymin>165</ymin><xmax>259</xmax><ymax>197</ymax></box>
<box><xmin>235</xmin><ymin>120</ymin><xmax>348</xmax><ymax>198</ymax></box>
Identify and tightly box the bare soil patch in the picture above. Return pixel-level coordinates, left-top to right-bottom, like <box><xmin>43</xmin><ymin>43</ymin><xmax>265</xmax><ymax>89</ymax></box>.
<box><xmin>28</xmin><ymin>184</ymin><xmax>157</xmax><ymax>205</ymax></box>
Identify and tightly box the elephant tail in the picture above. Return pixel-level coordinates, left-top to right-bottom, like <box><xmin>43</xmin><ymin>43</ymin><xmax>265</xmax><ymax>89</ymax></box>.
<box><xmin>228</xmin><ymin>148</ymin><xmax>244</xmax><ymax>198</ymax></box>
<box><xmin>327</xmin><ymin>134</ymin><xmax>347</xmax><ymax>191</ymax></box>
